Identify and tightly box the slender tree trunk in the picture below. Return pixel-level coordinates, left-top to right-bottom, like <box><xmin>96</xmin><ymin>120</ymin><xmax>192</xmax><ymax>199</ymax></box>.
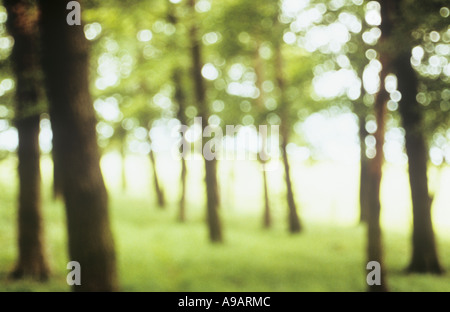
<box><xmin>38</xmin><ymin>0</ymin><xmax>118</xmax><ymax>291</ymax></box>
<box><xmin>395</xmin><ymin>52</ymin><xmax>443</xmax><ymax>274</ymax></box>
<box><xmin>179</xmin><ymin>154</ymin><xmax>187</xmax><ymax>222</ymax></box>
<box><xmin>173</xmin><ymin>69</ymin><xmax>188</xmax><ymax>222</ymax></box>
<box><xmin>274</xmin><ymin>43</ymin><xmax>301</xmax><ymax>234</ymax></box>
<box><xmin>254</xmin><ymin>45</ymin><xmax>272</xmax><ymax>229</ymax></box>
<box><xmin>149</xmin><ymin>148</ymin><xmax>165</xmax><ymax>208</ymax></box>
<box><xmin>261</xmin><ymin>149</ymin><xmax>272</xmax><ymax>229</ymax></box>
<box><xmin>359</xmin><ymin>116</ymin><xmax>370</xmax><ymax>223</ymax></box>
<box><xmin>381</xmin><ymin>0</ymin><xmax>444</xmax><ymax>274</ymax></box>
<box><xmin>204</xmin><ymin>158</ymin><xmax>222</xmax><ymax>242</ymax></box>
<box><xmin>258</xmin><ymin>121</ymin><xmax>271</xmax><ymax>229</ymax></box>
<box><xmin>262</xmin><ymin>164</ymin><xmax>271</xmax><ymax>228</ymax></box>
<box><xmin>365</xmin><ymin>0</ymin><xmax>395</xmax><ymax>292</ymax></box>
<box><xmin>366</xmin><ymin>55</ymin><xmax>389</xmax><ymax>292</ymax></box>
<box><xmin>5</xmin><ymin>0</ymin><xmax>50</xmax><ymax>281</ymax></box>
<box><xmin>188</xmin><ymin>0</ymin><xmax>222</xmax><ymax>242</ymax></box>
<box><xmin>260</xmin><ymin>122</ymin><xmax>271</xmax><ymax>229</ymax></box>
<box><xmin>281</xmin><ymin>139</ymin><xmax>301</xmax><ymax>233</ymax></box>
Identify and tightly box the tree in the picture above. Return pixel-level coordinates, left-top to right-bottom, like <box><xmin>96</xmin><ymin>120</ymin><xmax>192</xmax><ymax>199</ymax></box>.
<box><xmin>216</xmin><ymin>0</ymin><xmax>308</xmax><ymax>232</ymax></box>
<box><xmin>274</xmin><ymin>55</ymin><xmax>302</xmax><ymax>234</ymax></box>
<box><xmin>166</xmin><ymin>4</ymin><xmax>189</xmax><ymax>221</ymax></box>
<box><xmin>187</xmin><ymin>0</ymin><xmax>222</xmax><ymax>242</ymax></box>
<box><xmin>253</xmin><ymin>48</ymin><xmax>272</xmax><ymax>229</ymax></box>
<box><xmin>38</xmin><ymin>0</ymin><xmax>118</xmax><ymax>291</ymax></box>
<box><xmin>345</xmin><ymin>5</ymin><xmax>372</xmax><ymax>225</ymax></box>
<box><xmin>385</xmin><ymin>0</ymin><xmax>444</xmax><ymax>274</ymax></box>
<box><xmin>362</xmin><ymin>0</ymin><xmax>396</xmax><ymax>292</ymax></box>
<box><xmin>149</xmin><ymin>136</ymin><xmax>166</xmax><ymax>208</ymax></box>
<box><xmin>173</xmin><ymin>68</ymin><xmax>188</xmax><ymax>221</ymax></box>
<box><xmin>4</xmin><ymin>0</ymin><xmax>50</xmax><ymax>281</ymax></box>
<box><xmin>273</xmin><ymin>19</ymin><xmax>302</xmax><ymax>234</ymax></box>
<box><xmin>80</xmin><ymin>0</ymin><xmax>170</xmax><ymax>208</ymax></box>
<box><xmin>216</xmin><ymin>1</ymin><xmax>275</xmax><ymax>229</ymax></box>
<box><xmin>396</xmin><ymin>53</ymin><xmax>442</xmax><ymax>274</ymax></box>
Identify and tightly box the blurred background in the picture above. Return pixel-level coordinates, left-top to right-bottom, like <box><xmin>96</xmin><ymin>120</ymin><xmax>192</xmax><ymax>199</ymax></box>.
<box><xmin>0</xmin><ymin>0</ymin><xmax>449</xmax><ymax>291</ymax></box>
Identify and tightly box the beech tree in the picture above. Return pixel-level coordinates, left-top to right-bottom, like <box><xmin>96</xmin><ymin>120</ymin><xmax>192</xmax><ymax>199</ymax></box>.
<box><xmin>38</xmin><ymin>0</ymin><xmax>118</xmax><ymax>291</ymax></box>
<box><xmin>382</xmin><ymin>0</ymin><xmax>445</xmax><ymax>274</ymax></box>
<box><xmin>187</xmin><ymin>0</ymin><xmax>223</xmax><ymax>242</ymax></box>
<box><xmin>4</xmin><ymin>0</ymin><xmax>50</xmax><ymax>281</ymax></box>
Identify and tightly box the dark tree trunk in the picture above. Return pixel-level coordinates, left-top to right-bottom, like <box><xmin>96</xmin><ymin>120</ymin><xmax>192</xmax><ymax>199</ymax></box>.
<box><xmin>188</xmin><ymin>0</ymin><xmax>222</xmax><ymax>242</ymax></box>
<box><xmin>274</xmin><ymin>43</ymin><xmax>301</xmax><ymax>234</ymax></box>
<box><xmin>38</xmin><ymin>0</ymin><xmax>118</xmax><ymax>291</ymax></box>
<box><xmin>365</xmin><ymin>0</ymin><xmax>395</xmax><ymax>292</ymax></box>
<box><xmin>179</xmin><ymin>154</ymin><xmax>187</xmax><ymax>222</ymax></box>
<box><xmin>204</xmin><ymin>158</ymin><xmax>222</xmax><ymax>242</ymax></box>
<box><xmin>13</xmin><ymin>116</ymin><xmax>50</xmax><ymax>281</ymax></box>
<box><xmin>5</xmin><ymin>0</ymin><xmax>50</xmax><ymax>281</ymax></box>
<box><xmin>381</xmin><ymin>0</ymin><xmax>444</xmax><ymax>274</ymax></box>
<box><xmin>395</xmin><ymin>52</ymin><xmax>443</xmax><ymax>274</ymax></box>
<box><xmin>262</xmin><ymin>165</ymin><xmax>271</xmax><ymax>228</ymax></box>
<box><xmin>167</xmin><ymin>8</ymin><xmax>188</xmax><ymax>222</ymax></box>
<box><xmin>281</xmin><ymin>139</ymin><xmax>301</xmax><ymax>233</ymax></box>
<box><xmin>173</xmin><ymin>69</ymin><xmax>188</xmax><ymax>222</ymax></box>
<box><xmin>366</xmin><ymin>55</ymin><xmax>389</xmax><ymax>292</ymax></box>
<box><xmin>359</xmin><ymin>116</ymin><xmax>370</xmax><ymax>223</ymax></box>
<box><xmin>149</xmin><ymin>148</ymin><xmax>165</xmax><ymax>208</ymax></box>
<box><xmin>260</xmin><ymin>136</ymin><xmax>272</xmax><ymax>229</ymax></box>
<box><xmin>253</xmin><ymin>45</ymin><xmax>272</xmax><ymax>229</ymax></box>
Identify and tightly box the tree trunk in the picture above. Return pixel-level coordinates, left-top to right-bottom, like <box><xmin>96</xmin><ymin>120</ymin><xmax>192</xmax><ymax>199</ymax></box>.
<box><xmin>204</xmin><ymin>158</ymin><xmax>222</xmax><ymax>241</ymax></box>
<box><xmin>365</xmin><ymin>0</ymin><xmax>395</xmax><ymax>292</ymax></box>
<box><xmin>173</xmin><ymin>69</ymin><xmax>188</xmax><ymax>222</ymax></box>
<box><xmin>5</xmin><ymin>0</ymin><xmax>50</xmax><ymax>281</ymax></box>
<box><xmin>395</xmin><ymin>52</ymin><xmax>443</xmax><ymax>274</ymax></box>
<box><xmin>149</xmin><ymin>148</ymin><xmax>165</xmax><ymax>208</ymax></box>
<box><xmin>179</xmin><ymin>155</ymin><xmax>187</xmax><ymax>222</ymax></box>
<box><xmin>253</xmin><ymin>45</ymin><xmax>272</xmax><ymax>229</ymax></box>
<box><xmin>366</xmin><ymin>54</ymin><xmax>389</xmax><ymax>292</ymax></box>
<box><xmin>260</xmin><ymin>125</ymin><xmax>271</xmax><ymax>229</ymax></box>
<box><xmin>281</xmin><ymin>139</ymin><xmax>301</xmax><ymax>233</ymax></box>
<box><xmin>38</xmin><ymin>0</ymin><xmax>118</xmax><ymax>291</ymax></box>
<box><xmin>359</xmin><ymin>116</ymin><xmax>370</xmax><ymax>223</ymax></box>
<box><xmin>188</xmin><ymin>0</ymin><xmax>222</xmax><ymax>242</ymax></box>
<box><xmin>381</xmin><ymin>0</ymin><xmax>444</xmax><ymax>274</ymax></box>
<box><xmin>13</xmin><ymin>115</ymin><xmax>50</xmax><ymax>281</ymax></box>
<box><xmin>274</xmin><ymin>42</ymin><xmax>301</xmax><ymax>234</ymax></box>
<box><xmin>262</xmin><ymin>165</ymin><xmax>271</xmax><ymax>228</ymax></box>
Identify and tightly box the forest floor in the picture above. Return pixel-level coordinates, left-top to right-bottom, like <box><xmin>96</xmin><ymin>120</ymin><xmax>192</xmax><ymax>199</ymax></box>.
<box><xmin>1</xmin><ymin>154</ymin><xmax>450</xmax><ymax>292</ymax></box>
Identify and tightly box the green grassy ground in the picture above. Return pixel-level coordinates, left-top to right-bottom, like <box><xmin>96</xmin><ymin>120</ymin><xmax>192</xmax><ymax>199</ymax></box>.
<box><xmin>1</xmin><ymin>154</ymin><xmax>450</xmax><ymax>292</ymax></box>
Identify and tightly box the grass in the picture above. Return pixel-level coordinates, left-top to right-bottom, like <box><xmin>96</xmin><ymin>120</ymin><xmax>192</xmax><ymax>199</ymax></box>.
<box><xmin>1</xmin><ymin>154</ymin><xmax>450</xmax><ymax>292</ymax></box>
